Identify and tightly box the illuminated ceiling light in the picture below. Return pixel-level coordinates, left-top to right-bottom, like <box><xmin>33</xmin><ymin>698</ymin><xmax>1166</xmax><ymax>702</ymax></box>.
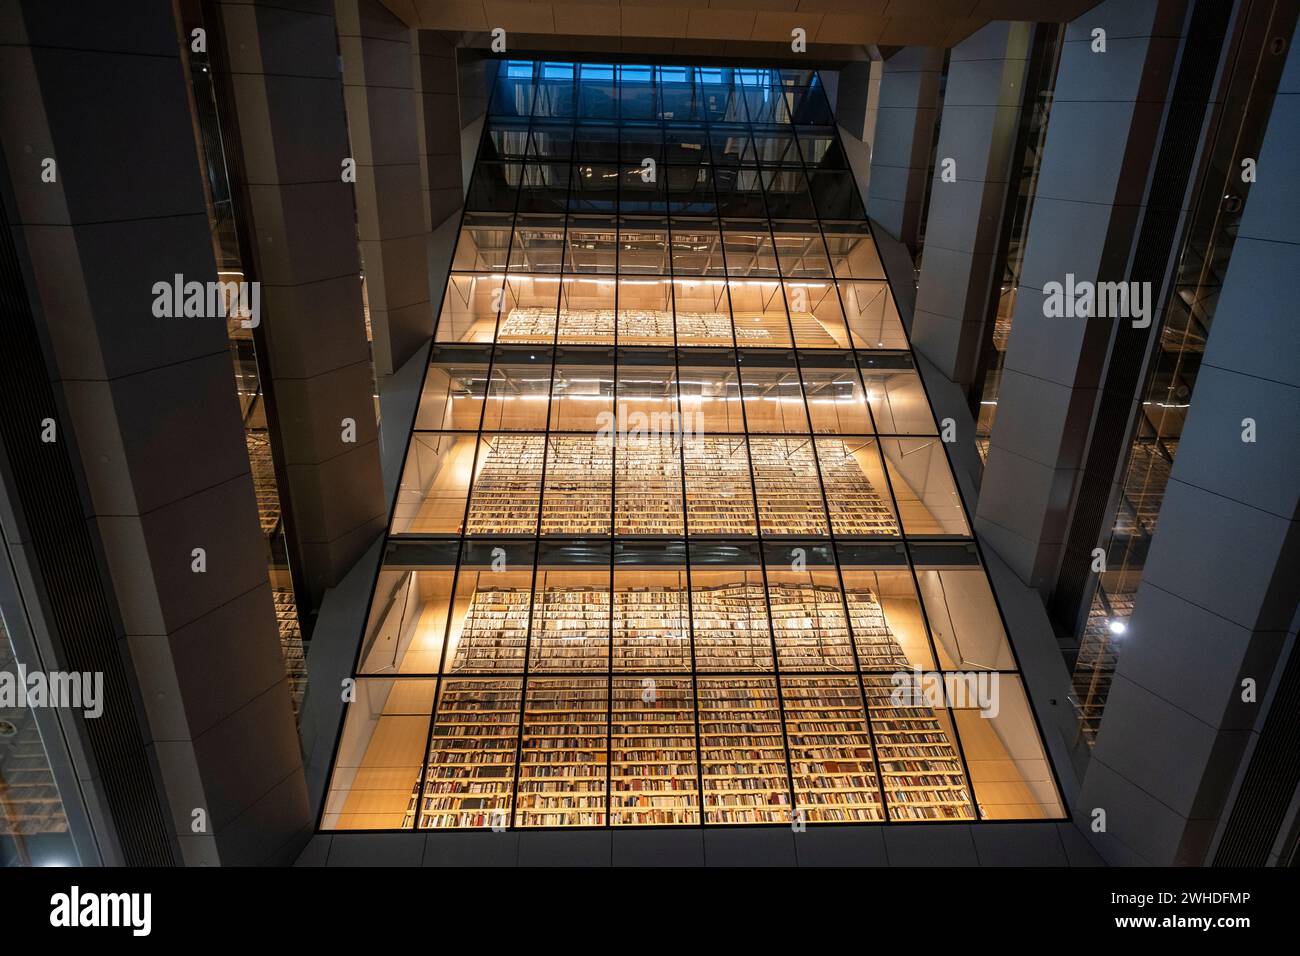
<box><xmin>1108</xmin><ymin>620</ymin><xmax>1127</xmax><ymax>635</ymax></box>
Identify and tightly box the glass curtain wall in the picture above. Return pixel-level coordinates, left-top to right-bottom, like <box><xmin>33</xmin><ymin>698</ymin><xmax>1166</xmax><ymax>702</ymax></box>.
<box><xmin>324</xmin><ymin>61</ymin><xmax>1064</xmax><ymax>830</ymax></box>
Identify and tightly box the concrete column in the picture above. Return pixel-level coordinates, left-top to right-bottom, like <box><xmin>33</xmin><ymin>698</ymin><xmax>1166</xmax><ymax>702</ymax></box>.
<box><xmin>336</xmin><ymin>0</ymin><xmax>433</xmax><ymax>380</ymax></box>
<box><xmin>411</xmin><ymin>30</ymin><xmax>466</xmax><ymax>233</ymax></box>
<box><xmin>1079</xmin><ymin>38</ymin><xmax>1300</xmax><ymax>866</ymax></box>
<box><xmin>866</xmin><ymin>47</ymin><xmax>944</xmax><ymax>253</ymax></box>
<box><xmin>216</xmin><ymin>0</ymin><xmax>386</xmax><ymax>620</ymax></box>
<box><xmin>911</xmin><ymin>22</ymin><xmax>1030</xmax><ymax>388</ymax></box>
<box><xmin>0</xmin><ymin>0</ymin><xmax>308</xmax><ymax>864</ymax></box>
<box><xmin>975</xmin><ymin>0</ymin><xmax>1187</xmax><ymax>590</ymax></box>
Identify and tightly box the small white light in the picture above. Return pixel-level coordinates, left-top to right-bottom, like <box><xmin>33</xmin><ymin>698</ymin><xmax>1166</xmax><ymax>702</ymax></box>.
<box><xmin>1108</xmin><ymin>620</ymin><xmax>1127</xmax><ymax>635</ymax></box>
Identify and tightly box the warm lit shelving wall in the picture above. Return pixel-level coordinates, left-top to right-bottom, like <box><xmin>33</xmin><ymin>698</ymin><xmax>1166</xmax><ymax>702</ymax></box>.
<box><xmin>323</xmin><ymin>61</ymin><xmax>1064</xmax><ymax>832</ymax></box>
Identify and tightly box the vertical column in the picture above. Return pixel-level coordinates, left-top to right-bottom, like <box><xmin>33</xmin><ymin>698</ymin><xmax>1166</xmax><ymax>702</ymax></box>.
<box><xmin>975</xmin><ymin>0</ymin><xmax>1187</xmax><ymax>590</ymax></box>
<box><xmin>910</xmin><ymin>22</ymin><xmax>1030</xmax><ymax>388</ymax></box>
<box><xmin>411</xmin><ymin>30</ymin><xmax>467</xmax><ymax>234</ymax></box>
<box><xmin>1079</xmin><ymin>38</ymin><xmax>1300</xmax><ymax>865</ymax></box>
<box><xmin>216</xmin><ymin>0</ymin><xmax>386</xmax><ymax>620</ymax></box>
<box><xmin>865</xmin><ymin>47</ymin><xmax>944</xmax><ymax>253</ymax></box>
<box><xmin>0</xmin><ymin>0</ymin><xmax>308</xmax><ymax>864</ymax></box>
<box><xmin>336</xmin><ymin>0</ymin><xmax>433</xmax><ymax>381</ymax></box>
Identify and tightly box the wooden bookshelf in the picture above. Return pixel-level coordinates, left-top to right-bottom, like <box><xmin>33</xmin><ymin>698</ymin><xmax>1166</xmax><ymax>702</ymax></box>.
<box><xmin>845</xmin><ymin>588</ymin><xmax>911</xmax><ymax>671</ymax></box>
<box><xmin>465</xmin><ymin>434</ymin><xmax>545</xmax><ymax>534</ymax></box>
<box><xmin>529</xmin><ymin>585</ymin><xmax>611</xmax><ymax>671</ymax></box>
<box><xmin>691</xmin><ymin>582</ymin><xmax>775</xmax><ymax>671</ymax></box>
<box><xmin>496</xmin><ymin>307</ymin><xmax>839</xmax><ymax>347</ymax></box>
<box><xmin>749</xmin><ymin>437</ymin><xmax>830</xmax><ymax>535</ymax></box>
<box><xmin>816</xmin><ymin>439</ymin><xmax>899</xmax><ymax>536</ymax></box>
<box><xmin>448</xmin><ymin>587</ymin><xmax>531</xmax><ymax>672</ymax></box>
<box><xmin>516</xmin><ymin>678</ymin><xmax>609</xmax><ymax>827</ymax></box>
<box><xmin>615</xmin><ymin>436</ymin><xmax>684</xmax><ymax>534</ymax></box>
<box><xmin>613</xmin><ymin>585</ymin><xmax>691</xmax><ymax>671</ymax></box>
<box><xmin>698</xmin><ymin>677</ymin><xmax>791</xmax><ymax>823</ymax></box>
<box><xmin>683</xmin><ymin>435</ymin><xmax>757</xmax><ymax>535</ymax></box>
<box><xmin>541</xmin><ymin>435</ymin><xmax>612</xmax><ymax>535</ymax></box>
<box><xmin>861</xmin><ymin>675</ymin><xmax>976</xmax><ymax>821</ymax></box>
<box><xmin>781</xmin><ymin>676</ymin><xmax>884</xmax><ymax>822</ymax></box>
<box><xmin>610</xmin><ymin>678</ymin><xmax>700</xmax><ymax>825</ymax></box>
<box><xmin>418</xmin><ymin>679</ymin><xmax>522</xmax><ymax>829</ymax></box>
<box><xmin>768</xmin><ymin>581</ymin><xmax>856</xmax><ymax>671</ymax></box>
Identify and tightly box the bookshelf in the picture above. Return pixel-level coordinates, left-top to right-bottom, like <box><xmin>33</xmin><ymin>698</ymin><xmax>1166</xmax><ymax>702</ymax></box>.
<box><xmin>495</xmin><ymin>307</ymin><xmax>840</xmax><ymax>347</ymax></box>
<box><xmin>465</xmin><ymin>434</ymin><xmax>545</xmax><ymax>534</ymax></box>
<box><xmin>541</xmin><ymin>435</ymin><xmax>612</xmax><ymax>535</ymax></box>
<box><xmin>448</xmin><ymin>587</ymin><xmax>531</xmax><ymax>672</ymax></box>
<box><xmin>782</xmin><ymin>676</ymin><xmax>884</xmax><ymax>822</ymax></box>
<box><xmin>418</xmin><ymin>679</ymin><xmax>522</xmax><ymax>829</ymax></box>
<box><xmin>529</xmin><ymin>584</ymin><xmax>611</xmax><ymax>671</ymax></box>
<box><xmin>690</xmin><ymin>581</ymin><xmax>775</xmax><ymax>670</ymax></box>
<box><xmin>613</xmin><ymin>585</ymin><xmax>691</xmax><ymax>671</ymax></box>
<box><xmin>861</xmin><ymin>675</ymin><xmax>976</xmax><ymax>821</ymax></box>
<box><xmin>845</xmin><ymin>588</ymin><xmax>912</xmax><ymax>671</ymax></box>
<box><xmin>768</xmin><ymin>581</ymin><xmax>856</xmax><ymax>671</ymax></box>
<box><xmin>816</xmin><ymin>439</ymin><xmax>900</xmax><ymax>536</ymax></box>
<box><xmin>749</xmin><ymin>438</ymin><xmax>830</xmax><ymax>535</ymax></box>
<box><xmin>698</xmin><ymin>677</ymin><xmax>792</xmax><ymax>823</ymax></box>
<box><xmin>683</xmin><ymin>435</ymin><xmax>757</xmax><ymax>535</ymax></box>
<box><xmin>516</xmin><ymin>678</ymin><xmax>609</xmax><ymax>827</ymax></box>
<box><xmin>611</xmin><ymin>678</ymin><xmax>700</xmax><ymax>825</ymax></box>
<box><xmin>615</xmin><ymin>437</ymin><xmax>684</xmax><ymax>534</ymax></box>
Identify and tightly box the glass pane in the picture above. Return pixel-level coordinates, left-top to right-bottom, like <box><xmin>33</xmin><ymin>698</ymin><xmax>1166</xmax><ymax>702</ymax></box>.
<box><xmin>613</xmin><ymin>559</ymin><xmax>690</xmax><ymax>671</ymax></box>
<box><xmin>557</xmin><ymin>278</ymin><xmax>615</xmax><ymax>345</ymax></box>
<box><xmin>444</xmin><ymin>541</ymin><xmax>535</xmax><ymax>673</ymax></box>
<box><xmin>860</xmin><ymin>359</ymin><xmax>938</xmax><ymax>434</ymax></box>
<box><xmin>672</xmin><ymin>278</ymin><xmax>732</xmax><ymax>345</ymax></box>
<box><xmin>772</xmin><ymin>222</ymin><xmax>832</xmax><ymax>278</ymax></box>
<box><xmin>453</xmin><ymin>212</ymin><xmax>513</xmax><ymax>271</ymax></box>
<box><xmin>496</xmin><ymin>274</ymin><xmax>561</xmax><ymax>344</ymax></box>
<box><xmin>683</xmin><ymin>435</ymin><xmax>756</xmax><ymax>536</ymax></box>
<box><xmin>862</xmin><ymin>676</ymin><xmax>976</xmax><ymax>822</ymax></box>
<box><xmin>783</xmin><ymin>676</ymin><xmax>883</xmax><ymax>822</ymax></box>
<box><xmin>816</xmin><ymin>437</ymin><xmax>900</xmax><ymax>537</ymax></box>
<box><xmin>841</xmin><ymin>280</ymin><xmax>907</xmax><ymax>349</ymax></box>
<box><xmin>415</xmin><ymin>345</ymin><xmax>489</xmax><ymax>430</ymax></box>
<box><xmin>322</xmin><ymin>679</ymin><xmax>435</xmax><ymax>829</ymax></box>
<box><xmin>528</xmin><ymin>121</ymin><xmax>576</xmax><ymax>160</ymax></box>
<box><xmin>879</xmin><ymin>437</ymin><xmax>970</xmax><ymax>536</ymax></box>
<box><xmin>690</xmin><ymin>543</ymin><xmax>772</xmax><ymax>670</ymax></box>
<box><xmin>618</xmin><ymin>219</ymin><xmax>670</xmax><ymax>275</ymax></box>
<box><xmin>615</xmin><ymin>433</ymin><xmax>684</xmax><ymax>535</ymax></box>
<box><xmin>721</xmin><ymin>220</ymin><xmax>778</xmax><ymax>276</ymax></box>
<box><xmin>417</xmin><ymin>678</ymin><xmax>522</xmax><ymax>829</ymax></box>
<box><xmin>529</xmin><ymin>554</ymin><xmax>612</xmax><ymax>672</ymax></box>
<box><xmin>666</xmin><ymin>164</ymin><xmax>716</xmax><ymax>216</ymax></box>
<box><xmin>549</xmin><ymin>348</ymin><xmax>614</xmax><ymax>429</ymax></box>
<box><xmin>766</xmin><ymin>554</ymin><xmax>855</xmax><ymax>671</ymax></box>
<box><xmin>436</xmin><ymin>273</ymin><xmax>504</xmax><ymax>344</ymax></box>
<box><xmin>541</xmin><ymin>434</ymin><xmax>612</xmax><ymax>535</ymax></box>
<box><xmin>466</xmin><ymin>161</ymin><xmax>521</xmax><ymax>212</ymax></box>
<box><xmin>699</xmin><ymin>677</ymin><xmax>790</xmax><ymax>823</ymax></box>
<box><xmin>761</xmin><ymin>167</ymin><xmax>816</xmax><ymax>219</ymax></box>
<box><xmin>954</xmin><ymin>675</ymin><xmax>1064</xmax><ymax>819</ymax></box>
<box><xmin>838</xmin><ymin>544</ymin><xmax>936</xmax><ymax>671</ymax></box>
<box><xmin>611</xmin><ymin>678</ymin><xmax>699</xmax><ymax>824</ymax></box>
<box><xmin>360</xmin><ymin>562</ymin><xmax>455</xmax><ymax>674</ymax></box>
<box><xmin>482</xmin><ymin>117</ymin><xmax>530</xmax><ymax>160</ymax></box>
<box><xmin>482</xmin><ymin>347</ymin><xmax>552</xmax><ymax>430</ymax></box>
<box><xmin>912</xmin><ymin>544</ymin><xmax>1015</xmax><ymax>670</ymax></box>
<box><xmin>749</xmin><ymin>436</ymin><xmax>829</xmax><ymax>535</ymax></box>
<box><xmin>740</xmin><ymin>353</ymin><xmax>809</xmax><ymax>432</ymax></box>
<box><xmin>563</xmin><ymin>215</ymin><xmax>618</xmax><ymax>273</ymax></box>
<box><xmin>676</xmin><ymin>352</ymin><xmax>743</xmax><ymax>430</ymax></box>
<box><xmin>617</xmin><ymin>277</ymin><xmax>673</xmax><ymax>343</ymax></box>
<box><xmin>670</xmin><ymin>218</ymin><xmax>726</xmax><ymax>276</ymax></box>
<box><xmin>517</xmin><ymin>678</ymin><xmax>608</xmax><ymax>826</ymax></box>
<box><xmin>507</xmin><ymin>214</ymin><xmax>566</xmax><ymax>273</ymax></box>
<box><xmin>464</xmin><ymin>433</ymin><xmax>545</xmax><ymax>534</ymax></box>
<box><xmin>715</xmin><ymin>166</ymin><xmax>767</xmax><ymax>218</ymax></box>
<box><xmin>808</xmin><ymin>169</ymin><xmax>863</xmax><ymax>219</ymax></box>
<box><xmin>822</xmin><ymin>222</ymin><xmax>885</xmax><ymax>279</ymax></box>
<box><xmin>800</xmin><ymin>355</ymin><xmax>871</xmax><ymax>432</ymax></box>
<box><xmin>729</xmin><ymin>280</ymin><xmax>792</xmax><ymax>347</ymax></box>
<box><xmin>569</xmin><ymin>161</ymin><xmax>619</xmax><ymax>211</ymax></box>
<box><xmin>393</xmin><ymin>432</ymin><xmax>478</xmax><ymax>534</ymax></box>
